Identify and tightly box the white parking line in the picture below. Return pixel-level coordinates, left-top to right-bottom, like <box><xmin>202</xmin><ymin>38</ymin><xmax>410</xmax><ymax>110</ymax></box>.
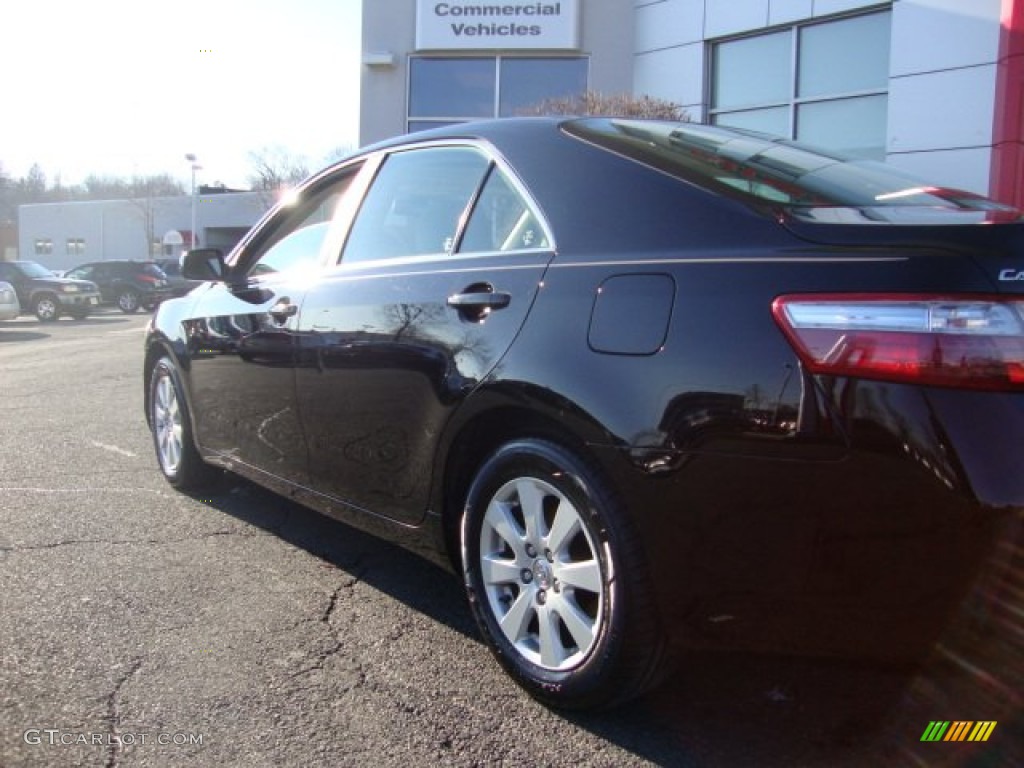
<box><xmin>90</xmin><ymin>440</ymin><xmax>137</xmax><ymax>458</ymax></box>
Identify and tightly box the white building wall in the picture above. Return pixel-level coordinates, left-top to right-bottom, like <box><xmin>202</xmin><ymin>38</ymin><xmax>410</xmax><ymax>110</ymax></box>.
<box><xmin>886</xmin><ymin>0</ymin><xmax>1003</xmax><ymax>192</ymax></box>
<box><xmin>634</xmin><ymin>0</ymin><xmax>1005</xmax><ymax>195</ymax></box>
<box><xmin>18</xmin><ymin>193</ymin><xmax>271</xmax><ymax>274</ymax></box>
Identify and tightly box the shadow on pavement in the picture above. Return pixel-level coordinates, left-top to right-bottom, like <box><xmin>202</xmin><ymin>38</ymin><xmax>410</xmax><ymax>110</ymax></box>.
<box><xmin>193</xmin><ymin>475</ymin><xmax>1022</xmax><ymax>767</ymax></box>
<box><xmin>194</xmin><ymin>475</ymin><xmax>478</xmax><ymax>643</ymax></box>
<box><xmin>0</xmin><ymin>329</ymin><xmax>50</xmax><ymax>342</ymax></box>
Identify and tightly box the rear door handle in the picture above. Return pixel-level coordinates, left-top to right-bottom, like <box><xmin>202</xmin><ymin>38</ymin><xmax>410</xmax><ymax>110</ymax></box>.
<box><xmin>447</xmin><ymin>290</ymin><xmax>511</xmax><ymax>311</ymax></box>
<box><xmin>448</xmin><ymin>280</ymin><xmax>512</xmax><ymax>317</ymax></box>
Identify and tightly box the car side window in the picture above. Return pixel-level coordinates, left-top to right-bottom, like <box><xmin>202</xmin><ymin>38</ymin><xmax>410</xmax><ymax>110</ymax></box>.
<box><xmin>243</xmin><ymin>166</ymin><xmax>362</xmax><ymax>279</ymax></box>
<box><xmin>459</xmin><ymin>166</ymin><xmax>550</xmax><ymax>253</ymax></box>
<box><xmin>66</xmin><ymin>265</ymin><xmax>93</xmax><ymax>280</ymax></box>
<box><xmin>342</xmin><ymin>147</ymin><xmax>489</xmax><ymax>265</ymax></box>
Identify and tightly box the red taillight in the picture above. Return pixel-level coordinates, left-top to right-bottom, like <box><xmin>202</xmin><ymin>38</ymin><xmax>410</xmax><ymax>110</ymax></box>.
<box><xmin>138</xmin><ymin>275</ymin><xmax>158</xmax><ymax>284</ymax></box>
<box><xmin>772</xmin><ymin>294</ymin><xmax>1024</xmax><ymax>391</ymax></box>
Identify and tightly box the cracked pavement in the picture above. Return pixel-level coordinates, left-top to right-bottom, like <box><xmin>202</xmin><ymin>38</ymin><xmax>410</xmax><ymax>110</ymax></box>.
<box><xmin>2</xmin><ymin>312</ymin><xmax>1020</xmax><ymax>767</ymax></box>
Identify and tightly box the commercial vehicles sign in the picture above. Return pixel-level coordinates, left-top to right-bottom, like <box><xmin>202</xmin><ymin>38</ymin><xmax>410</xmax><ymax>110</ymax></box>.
<box><xmin>416</xmin><ymin>1</ymin><xmax>580</xmax><ymax>50</ymax></box>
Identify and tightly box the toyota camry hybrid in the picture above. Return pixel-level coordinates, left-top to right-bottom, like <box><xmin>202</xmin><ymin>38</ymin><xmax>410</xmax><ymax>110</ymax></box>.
<box><xmin>144</xmin><ymin>118</ymin><xmax>1023</xmax><ymax>709</ymax></box>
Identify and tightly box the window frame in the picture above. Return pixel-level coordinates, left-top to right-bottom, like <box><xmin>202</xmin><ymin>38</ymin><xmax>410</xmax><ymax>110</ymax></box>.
<box><xmin>707</xmin><ymin>8</ymin><xmax>891</xmax><ymax>159</ymax></box>
<box><xmin>334</xmin><ymin>139</ymin><xmax>555</xmax><ymax>271</ymax></box>
<box><xmin>227</xmin><ymin>160</ymin><xmax>375</xmax><ymax>282</ymax></box>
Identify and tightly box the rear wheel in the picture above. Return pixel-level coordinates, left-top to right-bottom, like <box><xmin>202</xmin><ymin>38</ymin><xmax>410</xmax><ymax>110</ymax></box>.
<box><xmin>149</xmin><ymin>355</ymin><xmax>219</xmax><ymax>489</ymax></box>
<box><xmin>33</xmin><ymin>294</ymin><xmax>60</xmax><ymax>322</ymax></box>
<box><xmin>461</xmin><ymin>439</ymin><xmax>668</xmax><ymax>710</ymax></box>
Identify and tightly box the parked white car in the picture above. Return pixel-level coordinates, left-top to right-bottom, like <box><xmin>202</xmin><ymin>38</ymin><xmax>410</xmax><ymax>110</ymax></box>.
<box><xmin>0</xmin><ymin>280</ymin><xmax>20</xmax><ymax>321</ymax></box>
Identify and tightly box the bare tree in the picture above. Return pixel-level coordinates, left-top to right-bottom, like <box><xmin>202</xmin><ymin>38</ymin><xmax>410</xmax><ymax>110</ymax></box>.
<box><xmin>520</xmin><ymin>91</ymin><xmax>689</xmax><ymax>121</ymax></box>
<box><xmin>322</xmin><ymin>145</ymin><xmax>356</xmax><ymax>166</ymax></box>
<box><xmin>246</xmin><ymin>145</ymin><xmax>310</xmax><ymax>192</ymax></box>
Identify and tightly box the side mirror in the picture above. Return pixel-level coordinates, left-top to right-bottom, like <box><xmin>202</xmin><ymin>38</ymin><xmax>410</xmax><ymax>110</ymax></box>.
<box><xmin>181</xmin><ymin>248</ymin><xmax>227</xmax><ymax>282</ymax></box>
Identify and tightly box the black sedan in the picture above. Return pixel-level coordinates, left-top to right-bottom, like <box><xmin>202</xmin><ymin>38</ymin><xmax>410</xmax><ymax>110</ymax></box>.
<box><xmin>144</xmin><ymin>118</ymin><xmax>1024</xmax><ymax>710</ymax></box>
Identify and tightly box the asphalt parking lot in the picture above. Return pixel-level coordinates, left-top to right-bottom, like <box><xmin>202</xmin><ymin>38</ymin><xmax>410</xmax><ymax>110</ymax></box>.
<box><xmin>1</xmin><ymin>308</ymin><xmax>1020</xmax><ymax>767</ymax></box>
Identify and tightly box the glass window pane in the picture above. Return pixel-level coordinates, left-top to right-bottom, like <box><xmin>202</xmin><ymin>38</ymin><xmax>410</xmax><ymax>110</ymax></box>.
<box><xmin>344</xmin><ymin>148</ymin><xmax>489</xmax><ymax>263</ymax></box>
<box><xmin>247</xmin><ymin>171</ymin><xmax>359</xmax><ymax>278</ymax></box>
<box><xmin>713</xmin><ymin>30</ymin><xmax>791</xmax><ymax>110</ymax></box>
<box><xmin>461</xmin><ymin>167</ymin><xmax>549</xmax><ymax>253</ymax></box>
<box><xmin>799</xmin><ymin>12</ymin><xmax>890</xmax><ymax>98</ymax></box>
<box><xmin>407</xmin><ymin>120</ymin><xmax>462</xmax><ymax>134</ymax></box>
<box><xmin>797</xmin><ymin>94</ymin><xmax>888</xmax><ymax>160</ymax></box>
<box><xmin>713</xmin><ymin>106</ymin><xmax>790</xmax><ymax>137</ymax></box>
<box><xmin>499</xmin><ymin>58</ymin><xmax>588</xmax><ymax>117</ymax></box>
<box><xmin>409</xmin><ymin>58</ymin><xmax>495</xmax><ymax>118</ymax></box>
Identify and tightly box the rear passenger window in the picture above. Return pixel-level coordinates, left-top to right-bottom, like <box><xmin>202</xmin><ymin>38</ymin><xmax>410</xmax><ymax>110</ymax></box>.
<box><xmin>460</xmin><ymin>166</ymin><xmax>550</xmax><ymax>253</ymax></box>
<box><xmin>342</xmin><ymin>147</ymin><xmax>489</xmax><ymax>264</ymax></box>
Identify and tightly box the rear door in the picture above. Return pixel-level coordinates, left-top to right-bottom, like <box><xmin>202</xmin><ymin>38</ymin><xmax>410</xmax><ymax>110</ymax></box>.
<box><xmin>295</xmin><ymin>143</ymin><xmax>555</xmax><ymax>524</ymax></box>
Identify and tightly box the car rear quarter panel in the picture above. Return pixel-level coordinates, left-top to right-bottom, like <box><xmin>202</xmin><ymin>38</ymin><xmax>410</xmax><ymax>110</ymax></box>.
<box><xmin>468</xmin><ymin>244</ymin><xmax>1019</xmax><ymax>657</ymax></box>
<box><xmin>439</xmin><ymin>130</ymin><xmax>1021</xmax><ymax>656</ymax></box>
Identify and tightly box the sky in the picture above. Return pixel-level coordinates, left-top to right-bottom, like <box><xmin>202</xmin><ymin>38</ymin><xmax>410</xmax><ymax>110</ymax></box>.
<box><xmin>1</xmin><ymin>0</ymin><xmax>361</xmax><ymax>190</ymax></box>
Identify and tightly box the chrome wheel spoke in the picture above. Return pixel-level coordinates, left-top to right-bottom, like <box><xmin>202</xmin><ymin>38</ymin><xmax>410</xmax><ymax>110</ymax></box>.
<box><xmin>482</xmin><ymin>499</ymin><xmax>528</xmax><ymax>562</ymax></box>
<box><xmin>552</xmin><ymin>594</ymin><xmax>595</xmax><ymax>652</ymax></box>
<box><xmin>556</xmin><ymin>559</ymin><xmax>602</xmax><ymax>594</ymax></box>
<box><xmin>514</xmin><ymin>479</ymin><xmax>545</xmax><ymax>543</ymax></box>
<box><xmin>538</xmin><ymin>608</ymin><xmax>566</xmax><ymax>668</ymax></box>
<box><xmin>546</xmin><ymin>502</ymin><xmax>581</xmax><ymax>554</ymax></box>
<box><xmin>480</xmin><ymin>555</ymin><xmax>523</xmax><ymax>586</ymax></box>
<box><xmin>499</xmin><ymin>589</ymin><xmax>534</xmax><ymax>642</ymax></box>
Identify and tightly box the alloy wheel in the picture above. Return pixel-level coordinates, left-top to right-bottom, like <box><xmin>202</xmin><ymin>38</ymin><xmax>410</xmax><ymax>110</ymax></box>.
<box><xmin>152</xmin><ymin>371</ymin><xmax>183</xmax><ymax>475</ymax></box>
<box><xmin>478</xmin><ymin>476</ymin><xmax>605</xmax><ymax>671</ymax></box>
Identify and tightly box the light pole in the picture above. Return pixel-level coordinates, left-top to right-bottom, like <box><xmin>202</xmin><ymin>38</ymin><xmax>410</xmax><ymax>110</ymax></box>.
<box><xmin>184</xmin><ymin>153</ymin><xmax>202</xmax><ymax>252</ymax></box>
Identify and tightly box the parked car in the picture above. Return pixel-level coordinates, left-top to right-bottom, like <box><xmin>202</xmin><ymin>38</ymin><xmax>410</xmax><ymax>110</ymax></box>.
<box><xmin>0</xmin><ymin>260</ymin><xmax>100</xmax><ymax>321</ymax></box>
<box><xmin>0</xmin><ymin>280</ymin><xmax>20</xmax><ymax>321</ymax></box>
<box><xmin>65</xmin><ymin>260</ymin><xmax>173</xmax><ymax>313</ymax></box>
<box><xmin>144</xmin><ymin>118</ymin><xmax>1024</xmax><ymax>710</ymax></box>
<box><xmin>154</xmin><ymin>258</ymin><xmax>204</xmax><ymax>298</ymax></box>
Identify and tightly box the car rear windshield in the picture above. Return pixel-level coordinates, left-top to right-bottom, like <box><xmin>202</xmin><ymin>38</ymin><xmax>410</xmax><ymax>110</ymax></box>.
<box><xmin>563</xmin><ymin>118</ymin><xmax>1019</xmax><ymax>222</ymax></box>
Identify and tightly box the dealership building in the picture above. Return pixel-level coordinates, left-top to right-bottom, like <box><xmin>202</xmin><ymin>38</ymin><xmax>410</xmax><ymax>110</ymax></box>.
<box><xmin>361</xmin><ymin>0</ymin><xmax>1024</xmax><ymax>206</ymax></box>
<box><xmin>17</xmin><ymin>190</ymin><xmax>271</xmax><ymax>275</ymax></box>
<box><xmin>17</xmin><ymin>0</ymin><xmax>1024</xmax><ymax>268</ymax></box>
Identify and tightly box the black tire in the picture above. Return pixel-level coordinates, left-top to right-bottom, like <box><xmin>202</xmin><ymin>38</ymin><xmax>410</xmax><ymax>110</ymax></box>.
<box><xmin>33</xmin><ymin>294</ymin><xmax>60</xmax><ymax>322</ymax></box>
<box><xmin>461</xmin><ymin>439</ymin><xmax>669</xmax><ymax>710</ymax></box>
<box><xmin>148</xmin><ymin>355</ymin><xmax>219</xmax><ymax>489</ymax></box>
<box><xmin>117</xmin><ymin>288</ymin><xmax>141</xmax><ymax>313</ymax></box>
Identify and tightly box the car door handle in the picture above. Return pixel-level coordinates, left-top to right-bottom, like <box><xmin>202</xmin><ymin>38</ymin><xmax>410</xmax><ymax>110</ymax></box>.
<box><xmin>447</xmin><ymin>290</ymin><xmax>511</xmax><ymax>311</ymax></box>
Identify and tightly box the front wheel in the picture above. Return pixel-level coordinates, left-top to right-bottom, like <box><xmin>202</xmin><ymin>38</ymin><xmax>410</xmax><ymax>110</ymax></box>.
<box><xmin>33</xmin><ymin>294</ymin><xmax>60</xmax><ymax>322</ymax></box>
<box><xmin>461</xmin><ymin>439</ymin><xmax>668</xmax><ymax>710</ymax></box>
<box><xmin>148</xmin><ymin>355</ymin><xmax>219</xmax><ymax>489</ymax></box>
<box><xmin>117</xmin><ymin>289</ymin><xmax>140</xmax><ymax>313</ymax></box>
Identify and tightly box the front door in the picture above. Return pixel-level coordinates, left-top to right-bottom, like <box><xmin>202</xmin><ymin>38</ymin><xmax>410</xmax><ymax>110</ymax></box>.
<box><xmin>184</xmin><ymin>165</ymin><xmax>365</xmax><ymax>486</ymax></box>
